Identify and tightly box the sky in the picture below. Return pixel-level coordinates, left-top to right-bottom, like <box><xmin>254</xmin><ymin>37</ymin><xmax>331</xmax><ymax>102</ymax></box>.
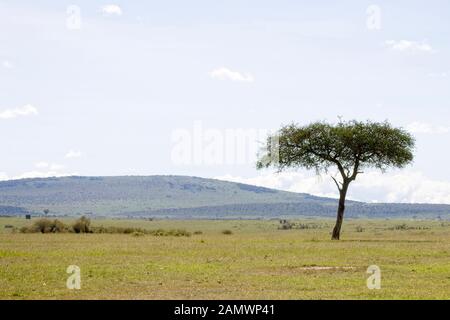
<box><xmin>0</xmin><ymin>1</ymin><xmax>449</xmax><ymax>204</ymax></box>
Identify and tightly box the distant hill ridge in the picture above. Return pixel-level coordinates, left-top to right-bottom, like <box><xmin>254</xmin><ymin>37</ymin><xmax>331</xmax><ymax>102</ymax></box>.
<box><xmin>0</xmin><ymin>175</ymin><xmax>449</xmax><ymax>219</ymax></box>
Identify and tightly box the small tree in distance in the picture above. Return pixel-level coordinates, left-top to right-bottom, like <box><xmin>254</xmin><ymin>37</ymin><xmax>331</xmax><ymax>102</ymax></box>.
<box><xmin>257</xmin><ymin>120</ymin><xmax>415</xmax><ymax>240</ymax></box>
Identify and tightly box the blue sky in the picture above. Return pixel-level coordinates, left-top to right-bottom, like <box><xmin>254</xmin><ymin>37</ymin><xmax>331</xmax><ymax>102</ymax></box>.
<box><xmin>1</xmin><ymin>1</ymin><xmax>449</xmax><ymax>203</ymax></box>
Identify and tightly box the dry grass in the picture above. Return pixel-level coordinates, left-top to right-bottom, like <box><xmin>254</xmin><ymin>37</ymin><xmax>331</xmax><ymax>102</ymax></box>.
<box><xmin>1</xmin><ymin>217</ymin><xmax>450</xmax><ymax>299</ymax></box>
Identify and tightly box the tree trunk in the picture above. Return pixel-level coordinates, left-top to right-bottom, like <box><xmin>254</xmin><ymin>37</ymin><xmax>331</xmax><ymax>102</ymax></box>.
<box><xmin>331</xmin><ymin>183</ymin><xmax>349</xmax><ymax>240</ymax></box>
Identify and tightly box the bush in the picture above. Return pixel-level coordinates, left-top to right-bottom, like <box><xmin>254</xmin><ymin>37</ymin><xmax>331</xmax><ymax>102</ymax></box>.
<box><xmin>278</xmin><ymin>220</ymin><xmax>324</xmax><ymax>230</ymax></box>
<box><xmin>356</xmin><ymin>226</ymin><xmax>364</xmax><ymax>233</ymax></box>
<box><xmin>72</xmin><ymin>216</ymin><xmax>91</xmax><ymax>233</ymax></box>
<box><xmin>21</xmin><ymin>218</ymin><xmax>69</xmax><ymax>233</ymax></box>
<box><xmin>278</xmin><ymin>219</ymin><xmax>293</xmax><ymax>230</ymax></box>
<box><xmin>193</xmin><ymin>231</ymin><xmax>203</xmax><ymax>235</ymax></box>
<box><xmin>393</xmin><ymin>223</ymin><xmax>408</xmax><ymax>230</ymax></box>
<box><xmin>19</xmin><ymin>217</ymin><xmax>191</xmax><ymax>237</ymax></box>
<box><xmin>20</xmin><ymin>226</ymin><xmax>32</xmax><ymax>233</ymax></box>
<box><xmin>52</xmin><ymin>220</ymin><xmax>69</xmax><ymax>233</ymax></box>
<box><xmin>90</xmin><ymin>226</ymin><xmax>191</xmax><ymax>237</ymax></box>
<box><xmin>297</xmin><ymin>223</ymin><xmax>322</xmax><ymax>230</ymax></box>
<box><xmin>388</xmin><ymin>223</ymin><xmax>429</xmax><ymax>231</ymax></box>
<box><xmin>32</xmin><ymin>219</ymin><xmax>53</xmax><ymax>233</ymax></box>
<box><xmin>150</xmin><ymin>229</ymin><xmax>191</xmax><ymax>237</ymax></box>
<box><xmin>222</xmin><ymin>230</ymin><xmax>233</xmax><ymax>235</ymax></box>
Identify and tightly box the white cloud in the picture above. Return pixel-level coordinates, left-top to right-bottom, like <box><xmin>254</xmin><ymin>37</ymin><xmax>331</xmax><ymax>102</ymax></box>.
<box><xmin>0</xmin><ymin>164</ymin><xmax>76</xmax><ymax>181</ymax></box>
<box><xmin>65</xmin><ymin>150</ymin><xmax>83</xmax><ymax>159</ymax></box>
<box><xmin>34</xmin><ymin>162</ymin><xmax>65</xmax><ymax>171</ymax></box>
<box><xmin>210</xmin><ymin>67</ymin><xmax>254</xmax><ymax>83</ymax></box>
<box><xmin>35</xmin><ymin>162</ymin><xmax>49</xmax><ymax>169</ymax></box>
<box><xmin>428</xmin><ymin>72</ymin><xmax>448</xmax><ymax>78</ymax></box>
<box><xmin>50</xmin><ymin>164</ymin><xmax>65</xmax><ymax>171</ymax></box>
<box><xmin>100</xmin><ymin>4</ymin><xmax>122</xmax><ymax>16</ymax></box>
<box><xmin>215</xmin><ymin>170</ymin><xmax>450</xmax><ymax>204</ymax></box>
<box><xmin>2</xmin><ymin>60</ymin><xmax>14</xmax><ymax>69</ymax></box>
<box><xmin>352</xmin><ymin>171</ymin><xmax>450</xmax><ymax>204</ymax></box>
<box><xmin>11</xmin><ymin>170</ymin><xmax>75</xmax><ymax>180</ymax></box>
<box><xmin>0</xmin><ymin>104</ymin><xmax>38</xmax><ymax>120</ymax></box>
<box><xmin>406</xmin><ymin>122</ymin><xmax>450</xmax><ymax>134</ymax></box>
<box><xmin>384</xmin><ymin>40</ymin><xmax>434</xmax><ymax>53</ymax></box>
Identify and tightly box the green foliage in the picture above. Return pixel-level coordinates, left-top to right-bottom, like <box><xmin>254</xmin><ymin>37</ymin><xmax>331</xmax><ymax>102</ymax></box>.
<box><xmin>257</xmin><ymin>120</ymin><xmax>415</xmax><ymax>176</ymax></box>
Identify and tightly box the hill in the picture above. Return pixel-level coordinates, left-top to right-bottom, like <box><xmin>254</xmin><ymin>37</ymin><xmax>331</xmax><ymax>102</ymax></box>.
<box><xmin>0</xmin><ymin>175</ymin><xmax>449</xmax><ymax>219</ymax></box>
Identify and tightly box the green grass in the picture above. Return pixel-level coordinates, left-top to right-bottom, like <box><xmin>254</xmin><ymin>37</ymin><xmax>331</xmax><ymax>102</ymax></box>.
<box><xmin>1</xmin><ymin>217</ymin><xmax>450</xmax><ymax>299</ymax></box>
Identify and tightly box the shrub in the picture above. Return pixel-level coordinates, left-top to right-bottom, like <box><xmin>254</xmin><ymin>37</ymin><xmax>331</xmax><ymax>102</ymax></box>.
<box><xmin>297</xmin><ymin>223</ymin><xmax>322</xmax><ymax>230</ymax></box>
<box><xmin>389</xmin><ymin>223</ymin><xmax>429</xmax><ymax>231</ymax></box>
<box><xmin>89</xmin><ymin>226</ymin><xmax>191</xmax><ymax>237</ymax></box>
<box><xmin>32</xmin><ymin>218</ymin><xmax>53</xmax><ymax>233</ymax></box>
<box><xmin>72</xmin><ymin>216</ymin><xmax>91</xmax><ymax>233</ymax></box>
<box><xmin>394</xmin><ymin>223</ymin><xmax>408</xmax><ymax>230</ymax></box>
<box><xmin>193</xmin><ymin>231</ymin><xmax>203</xmax><ymax>235</ymax></box>
<box><xmin>52</xmin><ymin>220</ymin><xmax>69</xmax><ymax>233</ymax></box>
<box><xmin>170</xmin><ymin>229</ymin><xmax>191</xmax><ymax>237</ymax></box>
<box><xmin>19</xmin><ymin>218</ymin><xmax>192</xmax><ymax>237</ymax></box>
<box><xmin>278</xmin><ymin>220</ymin><xmax>324</xmax><ymax>230</ymax></box>
<box><xmin>356</xmin><ymin>226</ymin><xmax>364</xmax><ymax>233</ymax></box>
<box><xmin>278</xmin><ymin>220</ymin><xmax>293</xmax><ymax>230</ymax></box>
<box><xmin>20</xmin><ymin>226</ymin><xmax>32</xmax><ymax>233</ymax></box>
<box><xmin>222</xmin><ymin>230</ymin><xmax>233</xmax><ymax>235</ymax></box>
<box><xmin>150</xmin><ymin>229</ymin><xmax>191</xmax><ymax>237</ymax></box>
<box><xmin>20</xmin><ymin>218</ymin><xmax>69</xmax><ymax>233</ymax></box>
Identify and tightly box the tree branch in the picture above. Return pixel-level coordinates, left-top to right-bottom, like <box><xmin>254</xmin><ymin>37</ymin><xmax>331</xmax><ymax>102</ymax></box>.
<box><xmin>331</xmin><ymin>176</ymin><xmax>342</xmax><ymax>192</ymax></box>
<box><xmin>349</xmin><ymin>158</ymin><xmax>360</xmax><ymax>181</ymax></box>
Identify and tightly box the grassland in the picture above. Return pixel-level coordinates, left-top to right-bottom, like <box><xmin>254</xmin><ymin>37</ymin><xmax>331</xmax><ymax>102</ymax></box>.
<box><xmin>1</xmin><ymin>217</ymin><xmax>450</xmax><ymax>300</ymax></box>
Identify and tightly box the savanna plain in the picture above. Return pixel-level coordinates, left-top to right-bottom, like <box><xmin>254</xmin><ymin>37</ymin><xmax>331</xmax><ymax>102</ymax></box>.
<box><xmin>1</xmin><ymin>217</ymin><xmax>450</xmax><ymax>300</ymax></box>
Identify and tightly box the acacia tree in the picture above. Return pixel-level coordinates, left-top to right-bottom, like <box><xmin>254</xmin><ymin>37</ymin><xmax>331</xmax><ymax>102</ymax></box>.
<box><xmin>257</xmin><ymin>120</ymin><xmax>415</xmax><ymax>240</ymax></box>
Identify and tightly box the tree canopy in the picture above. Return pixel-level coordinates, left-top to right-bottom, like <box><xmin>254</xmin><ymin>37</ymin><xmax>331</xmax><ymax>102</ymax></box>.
<box><xmin>257</xmin><ymin>120</ymin><xmax>414</xmax><ymax>185</ymax></box>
